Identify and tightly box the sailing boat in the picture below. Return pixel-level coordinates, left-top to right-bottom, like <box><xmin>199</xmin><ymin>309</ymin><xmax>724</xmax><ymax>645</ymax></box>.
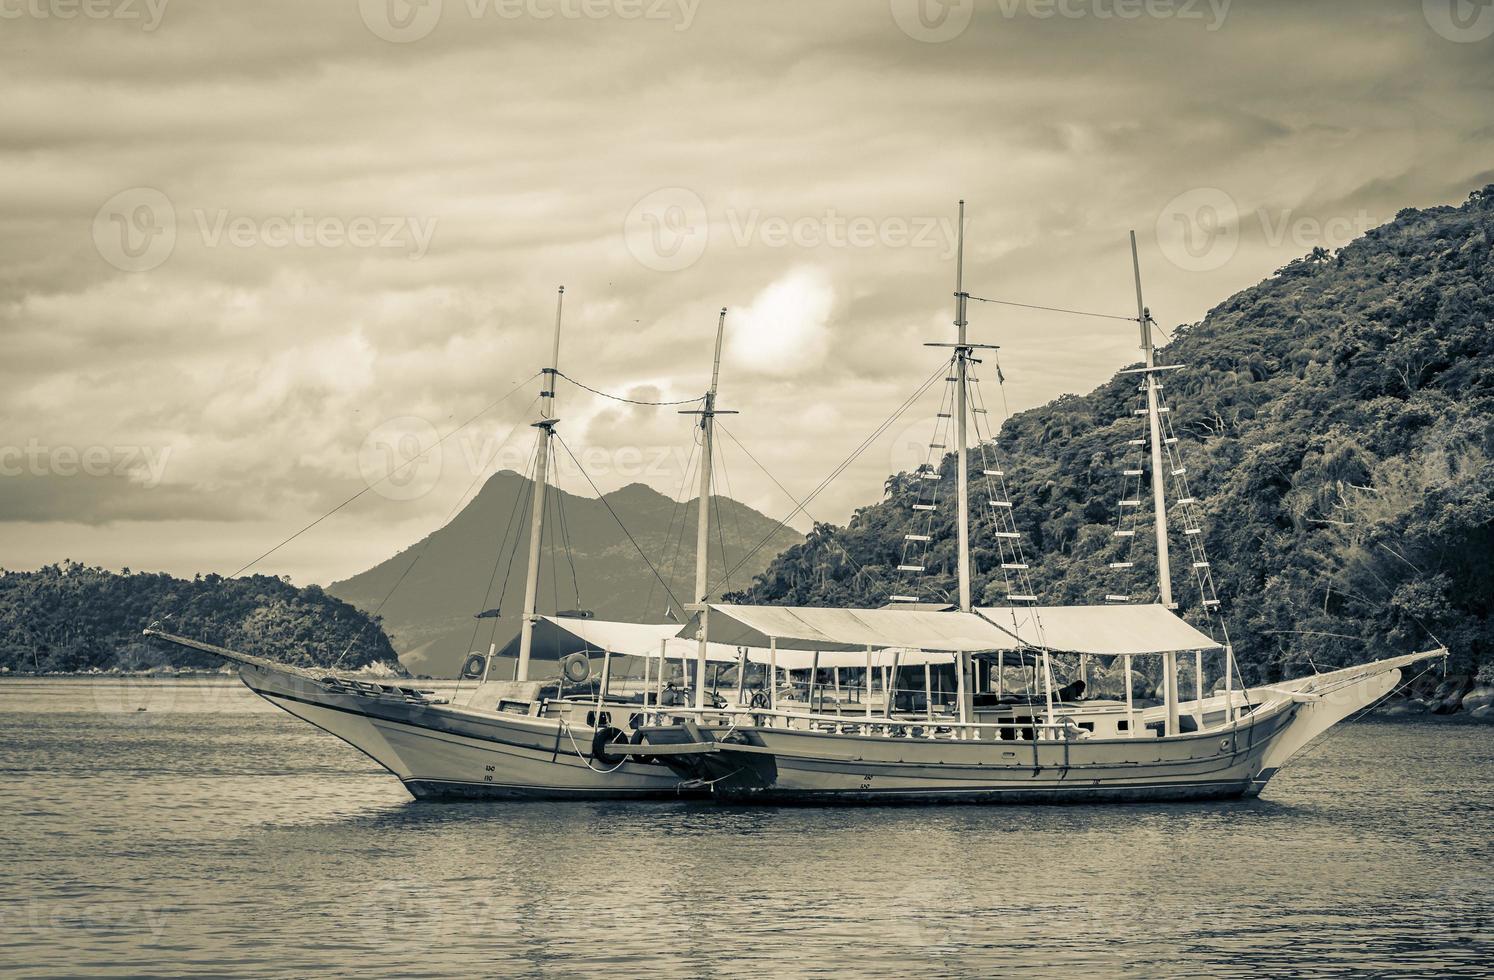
<box><xmin>634</xmin><ymin>204</ymin><xmax>1446</xmax><ymax>803</ymax></box>
<box><xmin>145</xmin><ymin>292</ymin><xmax>738</xmax><ymax>800</ymax></box>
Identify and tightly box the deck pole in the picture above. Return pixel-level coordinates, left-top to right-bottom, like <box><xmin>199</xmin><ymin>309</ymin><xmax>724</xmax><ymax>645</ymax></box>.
<box><xmin>770</xmin><ymin>637</ymin><xmax>779</xmax><ymax>712</ymax></box>
<box><xmin>1194</xmin><ymin>649</ymin><xmax>1205</xmax><ymax>727</ymax></box>
<box><xmin>865</xmin><ymin>646</ymin><xmax>874</xmax><ymax>719</ymax></box>
<box><xmin>1124</xmin><ymin>655</ymin><xmax>1135</xmax><ymax>735</ymax></box>
<box><xmin>884</xmin><ymin>652</ymin><xmax>902</xmax><ymax>718</ymax></box>
<box><xmin>656</xmin><ymin>638</ymin><xmax>666</xmax><ymax>709</ymax></box>
<box><xmin>924</xmin><ymin>661</ymin><xmax>934</xmax><ymax>721</ymax></box>
<box><xmin>1224</xmin><ymin>644</ymin><xmax>1235</xmax><ymax>723</ymax></box>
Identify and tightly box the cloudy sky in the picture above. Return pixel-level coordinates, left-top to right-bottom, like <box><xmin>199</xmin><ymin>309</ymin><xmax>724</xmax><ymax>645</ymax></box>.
<box><xmin>1</xmin><ymin>0</ymin><xmax>1491</xmax><ymax>585</ymax></box>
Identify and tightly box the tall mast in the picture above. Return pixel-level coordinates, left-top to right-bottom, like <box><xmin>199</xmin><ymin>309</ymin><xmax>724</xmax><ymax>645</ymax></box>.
<box><xmin>953</xmin><ymin>201</ymin><xmax>976</xmax><ymax>727</ymax></box>
<box><xmin>1131</xmin><ymin>232</ymin><xmax>1172</xmax><ymax>607</ymax></box>
<box><xmin>515</xmin><ymin>285</ymin><xmax>564</xmax><ymax>683</ymax></box>
<box><xmin>955</xmin><ymin>200</ymin><xmax>972</xmax><ymax>613</ymax></box>
<box><xmin>1131</xmin><ymin>232</ymin><xmax>1180</xmax><ymax>735</ymax></box>
<box><xmin>692</xmin><ymin>308</ymin><xmax>728</xmax><ymax>710</ymax></box>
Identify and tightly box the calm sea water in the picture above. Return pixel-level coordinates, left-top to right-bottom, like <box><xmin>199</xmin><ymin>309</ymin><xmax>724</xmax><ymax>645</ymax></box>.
<box><xmin>1</xmin><ymin>677</ymin><xmax>1490</xmax><ymax>979</ymax></box>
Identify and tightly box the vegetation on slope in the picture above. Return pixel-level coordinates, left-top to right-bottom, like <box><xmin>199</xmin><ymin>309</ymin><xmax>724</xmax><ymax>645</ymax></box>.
<box><xmin>732</xmin><ymin>186</ymin><xmax>1494</xmax><ymax>687</ymax></box>
<box><xmin>0</xmin><ymin>562</ymin><xmax>400</xmax><ymax>673</ymax></box>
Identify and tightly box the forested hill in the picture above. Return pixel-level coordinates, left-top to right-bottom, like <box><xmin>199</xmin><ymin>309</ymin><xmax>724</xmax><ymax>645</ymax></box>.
<box><xmin>0</xmin><ymin>563</ymin><xmax>402</xmax><ymax>674</ymax></box>
<box><xmin>733</xmin><ymin>186</ymin><xmax>1494</xmax><ymax>685</ymax></box>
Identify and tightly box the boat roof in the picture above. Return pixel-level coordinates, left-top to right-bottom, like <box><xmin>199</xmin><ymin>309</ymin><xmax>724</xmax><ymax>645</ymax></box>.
<box><xmin>977</xmin><ymin>604</ymin><xmax>1222</xmax><ymax>655</ymax></box>
<box><xmin>683</xmin><ymin>603</ymin><xmax>1222</xmax><ymax>656</ymax></box>
<box><xmin>500</xmin><ymin>616</ymin><xmax>951</xmax><ymax>669</ymax></box>
<box><xmin>495</xmin><ymin>616</ymin><xmax>746</xmax><ymax>664</ymax></box>
<box><xmin>684</xmin><ymin>604</ymin><xmax>1023</xmax><ymax>653</ymax></box>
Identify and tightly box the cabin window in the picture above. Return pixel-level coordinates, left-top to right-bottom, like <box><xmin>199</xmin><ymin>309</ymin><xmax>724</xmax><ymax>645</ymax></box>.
<box><xmin>1117</xmin><ymin>719</ymin><xmax>1130</xmax><ymax>732</ymax></box>
<box><xmin>1077</xmin><ymin>722</ymin><xmax>1095</xmax><ymax>733</ymax></box>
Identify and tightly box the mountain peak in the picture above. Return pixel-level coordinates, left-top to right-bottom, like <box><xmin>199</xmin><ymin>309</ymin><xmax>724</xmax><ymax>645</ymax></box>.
<box><xmin>605</xmin><ymin>481</ymin><xmax>670</xmax><ymax>503</ymax></box>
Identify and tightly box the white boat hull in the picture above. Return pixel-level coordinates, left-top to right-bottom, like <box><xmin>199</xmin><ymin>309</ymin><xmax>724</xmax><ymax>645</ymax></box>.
<box><xmin>640</xmin><ymin>653</ymin><xmax>1440</xmax><ymax>804</ymax></box>
<box><xmin>241</xmin><ymin>663</ymin><xmax>689</xmax><ymax>801</ymax></box>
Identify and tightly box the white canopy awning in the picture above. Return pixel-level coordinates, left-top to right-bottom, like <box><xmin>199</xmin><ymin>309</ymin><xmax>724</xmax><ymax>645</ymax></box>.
<box><xmin>683</xmin><ymin>603</ymin><xmax>1023</xmax><ymax>654</ymax></box>
<box><xmin>502</xmin><ymin>616</ymin><xmax>748</xmax><ymax>663</ymax></box>
<box><xmin>977</xmin><ymin>604</ymin><xmax>1222</xmax><ymax>655</ymax></box>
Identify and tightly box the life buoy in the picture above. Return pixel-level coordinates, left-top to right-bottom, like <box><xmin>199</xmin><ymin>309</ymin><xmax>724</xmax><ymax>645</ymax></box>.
<box><xmin>591</xmin><ymin>725</ymin><xmax>628</xmax><ymax>765</ymax></box>
<box><xmin>561</xmin><ymin>653</ymin><xmax>591</xmax><ymax>684</ymax></box>
<box><xmin>460</xmin><ymin>653</ymin><xmax>486</xmax><ymax>679</ymax></box>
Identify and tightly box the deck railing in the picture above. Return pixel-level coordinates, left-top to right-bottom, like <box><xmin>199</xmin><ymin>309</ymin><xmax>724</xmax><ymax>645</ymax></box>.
<box><xmin>645</xmin><ymin>703</ymin><xmax>1086</xmax><ymax>741</ymax></box>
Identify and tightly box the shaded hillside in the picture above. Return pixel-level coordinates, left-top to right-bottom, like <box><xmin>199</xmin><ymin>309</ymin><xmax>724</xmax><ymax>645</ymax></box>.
<box><xmin>0</xmin><ymin>562</ymin><xmax>400</xmax><ymax>673</ymax></box>
<box><xmin>734</xmin><ymin>186</ymin><xmax>1494</xmax><ymax>686</ymax></box>
<box><xmin>328</xmin><ymin>472</ymin><xmax>802</xmax><ymax>676</ymax></box>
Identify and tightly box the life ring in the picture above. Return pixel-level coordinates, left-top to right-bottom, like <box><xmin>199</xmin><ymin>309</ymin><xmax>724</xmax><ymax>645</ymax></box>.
<box><xmin>591</xmin><ymin>726</ymin><xmax>628</xmax><ymax>765</ymax></box>
<box><xmin>560</xmin><ymin>653</ymin><xmax>591</xmax><ymax>684</ymax></box>
<box><xmin>460</xmin><ymin>653</ymin><xmax>486</xmax><ymax>679</ymax></box>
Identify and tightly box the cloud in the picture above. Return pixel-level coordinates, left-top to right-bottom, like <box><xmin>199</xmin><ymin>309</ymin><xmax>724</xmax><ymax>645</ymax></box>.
<box><xmin>728</xmin><ymin>267</ymin><xmax>836</xmax><ymax>376</ymax></box>
<box><xmin>0</xmin><ymin>0</ymin><xmax>1488</xmax><ymax>582</ymax></box>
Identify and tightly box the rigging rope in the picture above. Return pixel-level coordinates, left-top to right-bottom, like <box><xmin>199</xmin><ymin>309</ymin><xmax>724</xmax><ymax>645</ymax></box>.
<box><xmin>330</xmin><ymin>398</ymin><xmax>540</xmax><ymax>670</ymax></box>
<box><xmin>222</xmin><ymin>372</ymin><xmax>541</xmax><ymax>581</ymax></box>
<box><xmin>707</xmin><ymin>358</ymin><xmax>951</xmax><ymax>595</ymax></box>
<box><xmin>645</xmin><ymin>437</ymin><xmax>699</xmax><ymax>620</ymax></box>
<box><xmin>556</xmin><ymin>371</ymin><xmax>707</xmax><ymax>407</ymax></box>
<box><xmin>553</xmin><ymin>433</ymin><xmax>685</xmax><ymax>614</ymax></box>
<box><xmin>966</xmin><ymin>295</ymin><xmax>1137</xmax><ymax>323</ymax></box>
<box><xmin>715</xmin><ymin>423</ymin><xmax>872</xmax><ymax>585</ymax></box>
